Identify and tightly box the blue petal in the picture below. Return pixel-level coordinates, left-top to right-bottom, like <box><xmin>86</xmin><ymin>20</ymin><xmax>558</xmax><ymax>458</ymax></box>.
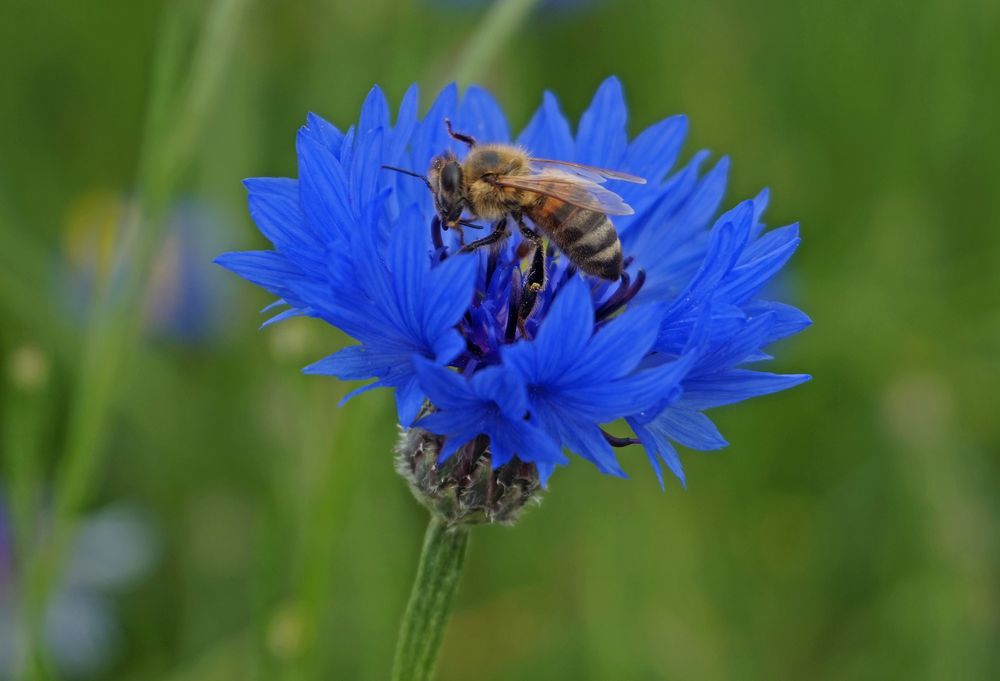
<box><xmin>693</xmin><ymin>311</ymin><xmax>777</xmax><ymax>374</ymax></box>
<box><xmin>349</xmin><ymin>124</ymin><xmax>383</xmax><ymax>209</ymax></box>
<box><xmin>296</xmin><ymin>130</ymin><xmax>353</xmax><ymax>245</ymax></box>
<box><xmin>533</xmin><ymin>401</ymin><xmax>626</xmax><ymax>476</ymax></box>
<box><xmin>411</xmin><ymin>83</ymin><xmax>458</xmax><ymax>168</ymax></box>
<box><xmin>680</xmin><ymin>370</ymin><xmax>811</xmax><ymax>409</ymax></box>
<box><xmin>744</xmin><ymin>301</ymin><xmax>812</xmax><ymax>345</ymax></box>
<box><xmin>719</xmin><ymin>224</ymin><xmax>801</xmax><ymax>304</ymax></box>
<box><xmin>344</xmin><ymin>193</ymin><xmax>401</xmax><ymax>332</ymax></box>
<box><xmin>620</xmin><ymin>114</ymin><xmax>688</xmax><ymax>184</ymax></box>
<box><xmin>422</xmin><ymin>255</ymin><xmax>478</xmax><ymax>339</ymax></box>
<box><xmin>437</xmin><ymin>433</ymin><xmax>478</xmax><ymax>463</ymax></box>
<box><xmin>384</xmin><ymin>208</ymin><xmax>475</xmax><ymax>353</ymax></box>
<box><xmin>261</xmin><ymin>299</ymin><xmax>288</xmax><ymax>314</ymax></box>
<box><xmin>419</xmin><ymin>410</ymin><xmax>486</xmax><ymax>436</ymax></box>
<box><xmin>385</xmin><ymin>83</ymin><xmax>420</xmax><ymax>164</ymax></box>
<box><xmin>536</xmin><ymin>462</ymin><xmax>557</xmax><ymax>486</ymax></box>
<box><xmin>666</xmin><ymin>200</ymin><xmax>754</xmax><ymax>316</ymax></box>
<box><xmin>655</xmin><ymin>304</ymin><xmax>746</xmax><ymax>355</ymax></box>
<box><xmin>751</xmin><ymin>187</ymin><xmax>770</xmax><ymax>236</ymax></box>
<box><xmin>628</xmin><ymin>346</ymin><xmax>703</xmax><ymax>425</ymax></box>
<box><xmin>387</xmin><ymin>212</ymin><xmax>433</xmax><ymax>335</ymax></box>
<box><xmin>654</xmin><ymin>223</ymin><xmax>738</xmax><ymax>337</ymax></box>
<box><xmin>431</xmin><ymin>329</ymin><xmax>467</xmax><ymax>366</ymax></box>
<box><xmin>625</xmin><ymin>154</ymin><xmax>725</xmax><ymax>300</ymax></box>
<box><xmin>560</xmin><ymin>301</ymin><xmax>663</xmax><ymax>384</ymax></box>
<box><xmin>336</xmin><ymin>379</ymin><xmax>384</xmax><ymax>407</ymax></box>
<box><xmin>651</xmin><ymin>408</ymin><xmax>728</xmax><ymax>450</ymax></box>
<box><xmin>670</xmin><ymin>156</ymin><xmax>730</xmax><ymax>236</ymax></box>
<box><xmin>566</xmin><ymin>424</ymin><xmax>627</xmax><ymax>477</ymax></box>
<box><xmin>243</xmin><ymin>178</ymin><xmax>314</xmax><ymax>253</ymax></box>
<box><xmin>303</xmin><ymin>345</ymin><xmax>383</xmax><ymax>380</ymax></box>
<box><xmin>517</xmin><ymin>91</ymin><xmax>574</xmax><ymax>159</ymax></box>
<box><xmin>458</xmin><ymin>86</ymin><xmax>510</xmax><ymax>143</ymax></box>
<box><xmin>336</xmin><ymin>125</ymin><xmax>356</xmax><ymax>180</ymax></box>
<box><xmin>572</xmin><ymin>352</ymin><xmax>689</xmax><ymax>422</ymax></box>
<box><xmin>576</xmin><ymin>76</ymin><xmax>628</xmax><ymax>166</ymax></box>
<box><xmin>488</xmin><ymin>418</ymin><xmax>566</xmax><ymax>468</ymax></box>
<box><xmin>358</xmin><ymin>86</ymin><xmax>390</xmax><ymax>136</ymax></box>
<box><xmin>629</xmin><ymin>417</ymin><xmax>687</xmax><ymax>488</ymax></box>
<box><xmin>303</xmin><ymin>112</ymin><xmax>344</xmax><ymax>157</ymax></box>
<box><xmin>261</xmin><ymin>306</ymin><xmax>309</xmax><ymax>329</ymax></box>
<box><xmin>395</xmin><ymin>374</ymin><xmax>426</xmax><ymax>427</ymax></box>
<box><xmin>523</xmin><ymin>277</ymin><xmax>594</xmax><ymax>379</ymax></box>
<box><xmin>412</xmin><ymin>356</ymin><xmax>475</xmax><ymax>410</ymax></box>
<box><xmin>470</xmin><ymin>365</ymin><xmax>528</xmax><ymax>417</ymax></box>
<box><xmin>214</xmin><ymin>251</ymin><xmax>316</xmax><ymax>309</ymax></box>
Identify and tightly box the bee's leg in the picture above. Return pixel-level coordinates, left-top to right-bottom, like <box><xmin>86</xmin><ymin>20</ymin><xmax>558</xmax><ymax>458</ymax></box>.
<box><xmin>431</xmin><ymin>216</ymin><xmax>445</xmax><ymax>253</ymax></box>
<box><xmin>444</xmin><ymin>118</ymin><xmax>477</xmax><ymax>148</ymax></box>
<box><xmin>517</xmin><ymin>244</ymin><xmax>546</xmax><ymax>329</ymax></box>
<box><xmin>516</xmin><ymin>215</ymin><xmax>547</xmax><ymax>326</ymax></box>
<box><xmin>452</xmin><ymin>219</ymin><xmax>487</xmax><ymax>248</ymax></box>
<box><xmin>517</xmin><ymin>217</ymin><xmax>542</xmax><ymax>245</ymax></box>
<box><xmin>459</xmin><ymin>218</ymin><xmax>508</xmax><ymax>253</ymax></box>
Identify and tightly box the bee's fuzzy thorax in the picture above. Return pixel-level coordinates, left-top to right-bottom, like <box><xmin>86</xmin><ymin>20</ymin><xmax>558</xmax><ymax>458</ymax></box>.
<box><xmin>462</xmin><ymin>144</ymin><xmax>532</xmax><ymax>220</ymax></box>
<box><xmin>462</xmin><ymin>144</ymin><xmax>530</xmax><ymax>180</ymax></box>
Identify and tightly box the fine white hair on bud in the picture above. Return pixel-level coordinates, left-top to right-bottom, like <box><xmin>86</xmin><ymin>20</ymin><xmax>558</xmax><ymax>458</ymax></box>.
<box><xmin>395</xmin><ymin>411</ymin><xmax>543</xmax><ymax>527</ymax></box>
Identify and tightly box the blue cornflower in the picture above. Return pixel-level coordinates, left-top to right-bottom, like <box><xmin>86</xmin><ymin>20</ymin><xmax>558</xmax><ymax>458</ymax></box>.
<box><xmin>218</xmin><ymin>77</ymin><xmax>809</xmax><ymax>509</ymax></box>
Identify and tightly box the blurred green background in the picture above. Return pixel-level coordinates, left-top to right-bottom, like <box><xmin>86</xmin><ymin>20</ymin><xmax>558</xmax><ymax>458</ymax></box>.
<box><xmin>1</xmin><ymin>0</ymin><xmax>998</xmax><ymax>679</ymax></box>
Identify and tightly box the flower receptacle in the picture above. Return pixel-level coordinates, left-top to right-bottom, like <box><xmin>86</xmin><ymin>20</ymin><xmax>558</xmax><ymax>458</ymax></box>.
<box><xmin>395</xmin><ymin>424</ymin><xmax>543</xmax><ymax>527</ymax></box>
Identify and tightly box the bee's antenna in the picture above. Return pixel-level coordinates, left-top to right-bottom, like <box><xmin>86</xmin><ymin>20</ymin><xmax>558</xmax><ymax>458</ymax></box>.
<box><xmin>381</xmin><ymin>165</ymin><xmax>432</xmax><ymax>192</ymax></box>
<box><xmin>444</xmin><ymin>119</ymin><xmax>477</xmax><ymax>148</ymax></box>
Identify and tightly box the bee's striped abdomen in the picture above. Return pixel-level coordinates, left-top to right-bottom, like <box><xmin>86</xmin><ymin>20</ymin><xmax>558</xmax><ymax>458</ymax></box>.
<box><xmin>530</xmin><ymin>198</ymin><xmax>623</xmax><ymax>281</ymax></box>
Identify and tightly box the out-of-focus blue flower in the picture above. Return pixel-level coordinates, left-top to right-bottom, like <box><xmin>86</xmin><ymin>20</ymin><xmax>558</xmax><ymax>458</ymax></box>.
<box><xmin>0</xmin><ymin>500</ymin><xmax>157</xmax><ymax>680</ymax></box>
<box><xmin>59</xmin><ymin>192</ymin><xmax>237</xmax><ymax>344</ymax></box>
<box><xmin>219</xmin><ymin>77</ymin><xmax>809</xmax><ymax>487</ymax></box>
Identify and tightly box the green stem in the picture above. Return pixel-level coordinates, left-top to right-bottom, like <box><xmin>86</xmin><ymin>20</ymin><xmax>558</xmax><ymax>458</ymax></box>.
<box><xmin>391</xmin><ymin>518</ymin><xmax>471</xmax><ymax>681</ymax></box>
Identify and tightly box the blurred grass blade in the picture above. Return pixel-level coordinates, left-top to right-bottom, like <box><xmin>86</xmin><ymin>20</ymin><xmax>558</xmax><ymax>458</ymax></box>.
<box><xmin>0</xmin><ymin>198</ymin><xmax>75</xmax><ymax>361</ymax></box>
<box><xmin>452</xmin><ymin>0</ymin><xmax>541</xmax><ymax>86</ymax></box>
<box><xmin>52</xmin><ymin>0</ymin><xmax>249</xmax><ymax>541</ymax></box>
<box><xmin>154</xmin><ymin>0</ymin><xmax>250</xmax><ymax>198</ymax></box>
<box><xmin>2</xmin><ymin>346</ymin><xmax>49</xmax><ymax>585</ymax></box>
<box><xmin>2</xmin><ymin>346</ymin><xmax>51</xmax><ymax>680</ymax></box>
<box><xmin>25</xmin><ymin>0</ymin><xmax>251</xmax><ymax>676</ymax></box>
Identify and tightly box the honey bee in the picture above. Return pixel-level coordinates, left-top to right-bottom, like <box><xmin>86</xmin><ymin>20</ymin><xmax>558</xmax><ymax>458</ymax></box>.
<box><xmin>384</xmin><ymin>120</ymin><xmax>645</xmax><ymax>282</ymax></box>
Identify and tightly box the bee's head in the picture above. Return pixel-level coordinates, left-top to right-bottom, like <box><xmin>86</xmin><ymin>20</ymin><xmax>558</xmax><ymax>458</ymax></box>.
<box><xmin>429</xmin><ymin>152</ymin><xmax>465</xmax><ymax>228</ymax></box>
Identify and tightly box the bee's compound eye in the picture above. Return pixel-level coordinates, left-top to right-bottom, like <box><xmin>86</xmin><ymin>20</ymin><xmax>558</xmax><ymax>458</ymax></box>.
<box><xmin>441</xmin><ymin>164</ymin><xmax>461</xmax><ymax>193</ymax></box>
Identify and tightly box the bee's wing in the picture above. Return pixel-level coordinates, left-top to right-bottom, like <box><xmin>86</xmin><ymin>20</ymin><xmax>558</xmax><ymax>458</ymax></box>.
<box><xmin>529</xmin><ymin>158</ymin><xmax>647</xmax><ymax>184</ymax></box>
<box><xmin>493</xmin><ymin>171</ymin><xmax>635</xmax><ymax>216</ymax></box>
